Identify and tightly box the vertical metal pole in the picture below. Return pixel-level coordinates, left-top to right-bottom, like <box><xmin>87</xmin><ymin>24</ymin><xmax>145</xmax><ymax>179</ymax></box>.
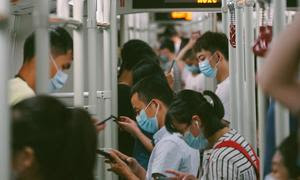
<box><xmin>244</xmin><ymin>0</ymin><xmax>256</xmax><ymax>148</ymax></box>
<box><xmin>120</xmin><ymin>15</ymin><xmax>129</xmax><ymax>45</ymax></box>
<box><xmin>129</xmin><ymin>14</ymin><xmax>134</xmax><ymax>39</ymax></box>
<box><xmin>73</xmin><ymin>0</ymin><xmax>85</xmax><ymax>106</ymax></box>
<box><xmin>34</xmin><ymin>0</ymin><xmax>49</xmax><ymax>94</ymax></box>
<box><xmin>0</xmin><ymin>1</ymin><xmax>10</xmax><ymax>179</ymax></box>
<box><xmin>103</xmin><ymin>0</ymin><xmax>113</xmax><ymax>179</ymax></box>
<box><xmin>273</xmin><ymin>0</ymin><xmax>289</xmax><ymax>146</ymax></box>
<box><xmin>57</xmin><ymin>0</ymin><xmax>69</xmax><ymax>18</ymax></box>
<box><xmin>235</xmin><ymin>1</ymin><xmax>245</xmax><ymax>134</ymax></box>
<box><xmin>97</xmin><ymin>0</ymin><xmax>104</xmax><ymax>23</ymax></box>
<box><xmin>134</xmin><ymin>14</ymin><xmax>140</xmax><ymax>39</ymax></box>
<box><xmin>110</xmin><ymin>0</ymin><xmax>118</xmax><ymax>154</ymax></box>
<box><xmin>87</xmin><ymin>0</ymin><xmax>98</xmax><ymax>115</ymax></box>
<box><xmin>95</xmin><ymin>1</ymin><xmax>105</xmax><ymax>179</ymax></box>
<box><xmin>257</xmin><ymin>57</ymin><xmax>266</xmax><ymax>179</ymax></box>
<box><xmin>222</xmin><ymin>0</ymin><xmax>228</xmax><ymax>35</ymax></box>
<box><xmin>227</xmin><ymin>1</ymin><xmax>238</xmax><ymax>129</ymax></box>
<box><xmin>255</xmin><ymin>3</ymin><xmax>266</xmax><ymax>178</ymax></box>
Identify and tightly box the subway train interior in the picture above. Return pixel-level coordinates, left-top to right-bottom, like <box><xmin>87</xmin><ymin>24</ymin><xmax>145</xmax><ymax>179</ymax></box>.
<box><xmin>0</xmin><ymin>0</ymin><xmax>300</xmax><ymax>180</ymax></box>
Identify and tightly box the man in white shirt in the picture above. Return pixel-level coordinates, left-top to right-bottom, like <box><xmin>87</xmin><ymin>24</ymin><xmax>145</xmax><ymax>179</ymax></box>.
<box><xmin>193</xmin><ymin>31</ymin><xmax>230</xmax><ymax>123</ymax></box>
<box><xmin>104</xmin><ymin>77</ymin><xmax>199</xmax><ymax>179</ymax></box>
<box><xmin>9</xmin><ymin>26</ymin><xmax>73</xmax><ymax>105</ymax></box>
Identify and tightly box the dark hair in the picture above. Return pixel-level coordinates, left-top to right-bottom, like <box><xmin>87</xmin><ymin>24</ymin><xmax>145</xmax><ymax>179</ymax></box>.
<box><xmin>165</xmin><ymin>90</ymin><xmax>225</xmax><ymax>138</ymax></box>
<box><xmin>163</xmin><ymin>25</ymin><xmax>179</xmax><ymax>38</ymax></box>
<box><xmin>132</xmin><ymin>58</ymin><xmax>168</xmax><ymax>85</ymax></box>
<box><xmin>12</xmin><ymin>96</ymin><xmax>97</xmax><ymax>180</ymax></box>
<box><xmin>120</xmin><ymin>39</ymin><xmax>159</xmax><ymax>73</ymax></box>
<box><xmin>23</xmin><ymin>26</ymin><xmax>73</xmax><ymax>63</ymax></box>
<box><xmin>159</xmin><ymin>38</ymin><xmax>175</xmax><ymax>53</ymax></box>
<box><xmin>182</xmin><ymin>49</ymin><xmax>195</xmax><ymax>61</ymax></box>
<box><xmin>193</xmin><ymin>31</ymin><xmax>229</xmax><ymax>60</ymax></box>
<box><xmin>131</xmin><ymin>76</ymin><xmax>174</xmax><ymax>107</ymax></box>
<box><xmin>277</xmin><ymin>133</ymin><xmax>300</xmax><ymax>179</ymax></box>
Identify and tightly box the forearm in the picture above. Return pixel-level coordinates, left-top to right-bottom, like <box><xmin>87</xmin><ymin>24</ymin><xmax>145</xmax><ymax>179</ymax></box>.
<box><xmin>135</xmin><ymin>130</ymin><xmax>154</xmax><ymax>152</ymax></box>
<box><xmin>175</xmin><ymin>45</ymin><xmax>190</xmax><ymax>62</ymax></box>
<box><xmin>257</xmin><ymin>13</ymin><xmax>300</xmax><ymax>113</ymax></box>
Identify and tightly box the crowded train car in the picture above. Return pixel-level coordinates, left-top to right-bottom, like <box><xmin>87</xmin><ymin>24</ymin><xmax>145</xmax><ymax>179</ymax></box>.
<box><xmin>0</xmin><ymin>0</ymin><xmax>299</xmax><ymax>179</ymax></box>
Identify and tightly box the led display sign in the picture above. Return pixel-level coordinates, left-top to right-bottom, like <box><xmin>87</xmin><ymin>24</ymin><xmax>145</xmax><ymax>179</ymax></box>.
<box><xmin>133</xmin><ymin>0</ymin><xmax>221</xmax><ymax>9</ymax></box>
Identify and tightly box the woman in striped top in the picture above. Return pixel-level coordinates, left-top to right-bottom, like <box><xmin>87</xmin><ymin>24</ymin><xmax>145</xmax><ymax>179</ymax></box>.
<box><xmin>165</xmin><ymin>90</ymin><xmax>259</xmax><ymax>180</ymax></box>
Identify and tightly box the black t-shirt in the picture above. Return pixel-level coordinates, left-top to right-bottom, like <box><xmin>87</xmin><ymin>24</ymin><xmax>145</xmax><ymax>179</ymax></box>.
<box><xmin>118</xmin><ymin>84</ymin><xmax>135</xmax><ymax>156</ymax></box>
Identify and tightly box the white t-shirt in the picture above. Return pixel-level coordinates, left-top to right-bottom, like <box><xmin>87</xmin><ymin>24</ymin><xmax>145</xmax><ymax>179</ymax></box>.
<box><xmin>215</xmin><ymin>77</ymin><xmax>230</xmax><ymax>122</ymax></box>
<box><xmin>184</xmin><ymin>73</ymin><xmax>205</xmax><ymax>93</ymax></box>
<box><xmin>9</xmin><ymin>77</ymin><xmax>35</xmax><ymax>105</ymax></box>
<box><xmin>146</xmin><ymin>127</ymin><xmax>199</xmax><ymax>179</ymax></box>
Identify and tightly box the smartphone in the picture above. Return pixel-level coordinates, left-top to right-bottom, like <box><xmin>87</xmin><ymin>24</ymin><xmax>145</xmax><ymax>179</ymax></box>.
<box><xmin>168</xmin><ymin>60</ymin><xmax>176</xmax><ymax>73</ymax></box>
<box><xmin>97</xmin><ymin>115</ymin><xmax>118</xmax><ymax>125</ymax></box>
<box><xmin>96</xmin><ymin>149</ymin><xmax>114</xmax><ymax>162</ymax></box>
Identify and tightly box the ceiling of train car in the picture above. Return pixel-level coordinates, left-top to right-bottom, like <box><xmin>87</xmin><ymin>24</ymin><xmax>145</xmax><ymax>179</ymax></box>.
<box><xmin>11</xmin><ymin>0</ymin><xmax>57</xmax><ymax>15</ymax></box>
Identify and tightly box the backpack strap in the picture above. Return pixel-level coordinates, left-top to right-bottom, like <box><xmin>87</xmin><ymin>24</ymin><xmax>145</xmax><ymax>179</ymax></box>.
<box><xmin>215</xmin><ymin>140</ymin><xmax>260</xmax><ymax>178</ymax></box>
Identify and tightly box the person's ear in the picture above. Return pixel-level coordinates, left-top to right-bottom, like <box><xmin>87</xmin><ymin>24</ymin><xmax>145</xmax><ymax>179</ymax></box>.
<box><xmin>13</xmin><ymin>147</ymin><xmax>35</xmax><ymax>173</ymax></box>
<box><xmin>215</xmin><ymin>51</ymin><xmax>224</xmax><ymax>62</ymax></box>
<box><xmin>192</xmin><ymin>115</ymin><xmax>201</xmax><ymax>128</ymax></box>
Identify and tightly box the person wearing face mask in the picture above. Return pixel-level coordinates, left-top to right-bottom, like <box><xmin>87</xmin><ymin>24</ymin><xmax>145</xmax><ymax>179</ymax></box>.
<box><xmin>193</xmin><ymin>32</ymin><xmax>230</xmax><ymax>124</ymax></box>
<box><xmin>159</xmin><ymin>38</ymin><xmax>183</xmax><ymax>93</ymax></box>
<box><xmin>165</xmin><ymin>90</ymin><xmax>259</xmax><ymax>180</ymax></box>
<box><xmin>182</xmin><ymin>49</ymin><xmax>205</xmax><ymax>93</ymax></box>
<box><xmin>106</xmin><ymin>77</ymin><xmax>199</xmax><ymax>179</ymax></box>
<box><xmin>9</xmin><ymin>26</ymin><xmax>73</xmax><ymax>105</ymax></box>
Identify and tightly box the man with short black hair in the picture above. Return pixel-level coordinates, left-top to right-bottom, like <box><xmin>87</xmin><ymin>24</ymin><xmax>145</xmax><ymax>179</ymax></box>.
<box><xmin>193</xmin><ymin>31</ymin><xmax>230</xmax><ymax>123</ymax></box>
<box><xmin>117</xmin><ymin>39</ymin><xmax>160</xmax><ymax>158</ymax></box>
<box><xmin>108</xmin><ymin>76</ymin><xmax>199</xmax><ymax>180</ymax></box>
<box><xmin>9</xmin><ymin>26</ymin><xmax>73</xmax><ymax>105</ymax></box>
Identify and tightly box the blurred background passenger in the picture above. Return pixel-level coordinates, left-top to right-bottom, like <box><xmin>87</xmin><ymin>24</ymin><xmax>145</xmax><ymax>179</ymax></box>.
<box><xmin>11</xmin><ymin>96</ymin><xmax>97</xmax><ymax>180</ymax></box>
<box><xmin>265</xmin><ymin>133</ymin><xmax>300</xmax><ymax>180</ymax></box>
<box><xmin>9</xmin><ymin>26</ymin><xmax>73</xmax><ymax>105</ymax></box>
<box><xmin>159</xmin><ymin>38</ymin><xmax>183</xmax><ymax>92</ymax></box>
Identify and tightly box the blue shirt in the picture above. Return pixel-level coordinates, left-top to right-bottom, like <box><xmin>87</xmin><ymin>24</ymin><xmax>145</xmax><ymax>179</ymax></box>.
<box><xmin>132</xmin><ymin>126</ymin><xmax>154</xmax><ymax>169</ymax></box>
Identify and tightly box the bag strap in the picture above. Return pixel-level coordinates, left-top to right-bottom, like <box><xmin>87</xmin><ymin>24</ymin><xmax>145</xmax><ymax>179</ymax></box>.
<box><xmin>215</xmin><ymin>140</ymin><xmax>260</xmax><ymax>178</ymax></box>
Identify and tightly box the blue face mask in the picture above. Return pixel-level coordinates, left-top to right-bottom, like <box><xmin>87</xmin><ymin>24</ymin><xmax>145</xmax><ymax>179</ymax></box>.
<box><xmin>182</xmin><ymin>121</ymin><xmax>208</xmax><ymax>150</ymax></box>
<box><xmin>183</xmin><ymin>132</ymin><xmax>208</xmax><ymax>150</ymax></box>
<box><xmin>199</xmin><ymin>59</ymin><xmax>218</xmax><ymax>78</ymax></box>
<box><xmin>49</xmin><ymin>57</ymin><xmax>68</xmax><ymax>92</ymax></box>
<box><xmin>136</xmin><ymin>101</ymin><xmax>159</xmax><ymax>134</ymax></box>
<box><xmin>160</xmin><ymin>55</ymin><xmax>169</xmax><ymax>64</ymax></box>
<box><xmin>186</xmin><ymin>65</ymin><xmax>200</xmax><ymax>74</ymax></box>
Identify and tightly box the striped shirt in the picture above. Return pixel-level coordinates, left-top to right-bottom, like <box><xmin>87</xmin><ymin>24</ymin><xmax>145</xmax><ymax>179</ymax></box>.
<box><xmin>200</xmin><ymin>129</ymin><xmax>258</xmax><ymax>180</ymax></box>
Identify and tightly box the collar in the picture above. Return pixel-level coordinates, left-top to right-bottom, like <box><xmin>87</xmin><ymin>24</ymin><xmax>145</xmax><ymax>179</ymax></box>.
<box><xmin>153</xmin><ymin>126</ymin><xmax>169</xmax><ymax>145</ymax></box>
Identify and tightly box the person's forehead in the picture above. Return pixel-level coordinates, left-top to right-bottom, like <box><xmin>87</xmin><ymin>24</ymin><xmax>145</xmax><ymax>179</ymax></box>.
<box><xmin>196</xmin><ymin>50</ymin><xmax>212</xmax><ymax>57</ymax></box>
<box><xmin>131</xmin><ymin>93</ymin><xmax>146</xmax><ymax>108</ymax></box>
